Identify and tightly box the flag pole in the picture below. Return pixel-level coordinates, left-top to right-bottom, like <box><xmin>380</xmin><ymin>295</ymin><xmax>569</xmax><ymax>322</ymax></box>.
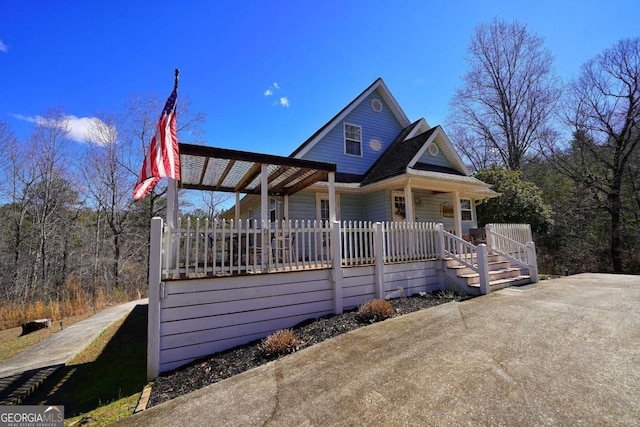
<box><xmin>167</xmin><ymin>69</ymin><xmax>180</xmax><ymax>229</ymax></box>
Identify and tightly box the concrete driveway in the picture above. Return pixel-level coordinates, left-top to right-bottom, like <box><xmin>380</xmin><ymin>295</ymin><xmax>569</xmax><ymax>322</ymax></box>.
<box><xmin>117</xmin><ymin>274</ymin><xmax>640</xmax><ymax>426</ymax></box>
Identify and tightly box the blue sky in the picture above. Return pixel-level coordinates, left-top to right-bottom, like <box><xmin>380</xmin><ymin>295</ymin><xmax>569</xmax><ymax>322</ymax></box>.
<box><xmin>1</xmin><ymin>0</ymin><xmax>639</xmax><ymax>157</ymax></box>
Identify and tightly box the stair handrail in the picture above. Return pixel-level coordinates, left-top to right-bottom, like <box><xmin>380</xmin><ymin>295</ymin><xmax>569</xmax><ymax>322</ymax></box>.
<box><xmin>486</xmin><ymin>225</ymin><xmax>539</xmax><ymax>283</ymax></box>
<box><xmin>437</xmin><ymin>224</ymin><xmax>490</xmax><ymax>294</ymax></box>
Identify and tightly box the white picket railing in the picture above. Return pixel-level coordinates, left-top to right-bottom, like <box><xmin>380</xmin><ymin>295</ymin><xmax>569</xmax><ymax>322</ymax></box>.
<box><xmin>160</xmin><ymin>219</ymin><xmax>536</xmax><ymax>287</ymax></box>
<box><xmin>486</xmin><ymin>224</ymin><xmax>538</xmax><ymax>283</ymax></box>
<box><xmin>486</xmin><ymin>223</ymin><xmax>531</xmax><ymax>245</ymax></box>
<box><xmin>162</xmin><ymin>218</ymin><xmax>332</xmax><ymax>279</ymax></box>
<box><xmin>439</xmin><ymin>225</ymin><xmax>491</xmax><ymax>294</ymax></box>
<box><xmin>383</xmin><ymin>221</ymin><xmax>439</xmax><ymax>263</ymax></box>
<box><xmin>340</xmin><ymin>221</ymin><xmax>375</xmax><ymax>266</ymax></box>
<box><xmin>162</xmin><ymin>219</ymin><xmax>443</xmax><ymax>278</ymax></box>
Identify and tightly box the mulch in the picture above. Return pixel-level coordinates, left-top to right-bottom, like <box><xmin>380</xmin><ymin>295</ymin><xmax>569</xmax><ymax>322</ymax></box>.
<box><xmin>148</xmin><ymin>291</ymin><xmax>471</xmax><ymax>408</ymax></box>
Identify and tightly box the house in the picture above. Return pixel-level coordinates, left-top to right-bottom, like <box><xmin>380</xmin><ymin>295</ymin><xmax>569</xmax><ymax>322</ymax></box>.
<box><xmin>147</xmin><ymin>78</ymin><xmax>538</xmax><ymax>379</ymax></box>
<box><xmin>226</xmin><ymin>78</ymin><xmax>498</xmax><ymax>240</ymax></box>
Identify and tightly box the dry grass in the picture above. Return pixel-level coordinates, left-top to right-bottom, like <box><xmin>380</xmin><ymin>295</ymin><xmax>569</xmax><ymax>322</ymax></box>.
<box><xmin>0</xmin><ymin>312</ymin><xmax>94</xmax><ymax>364</ymax></box>
<box><xmin>23</xmin><ymin>304</ymin><xmax>148</xmax><ymax>424</ymax></box>
<box><xmin>0</xmin><ymin>284</ymin><xmax>143</xmax><ymax>363</ymax></box>
<box><xmin>0</xmin><ymin>286</ymin><xmax>142</xmax><ymax>331</ymax></box>
<box><xmin>357</xmin><ymin>299</ymin><xmax>394</xmax><ymax>323</ymax></box>
<box><xmin>261</xmin><ymin>329</ymin><xmax>302</xmax><ymax>356</ymax></box>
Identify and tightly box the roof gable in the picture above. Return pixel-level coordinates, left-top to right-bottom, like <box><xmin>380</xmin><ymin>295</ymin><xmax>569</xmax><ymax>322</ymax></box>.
<box><xmin>361</xmin><ymin>123</ymin><xmax>436</xmax><ymax>185</ymax></box>
<box><xmin>408</xmin><ymin>127</ymin><xmax>470</xmax><ymax>176</ymax></box>
<box><xmin>291</xmin><ymin>78</ymin><xmax>411</xmax><ymax>159</ymax></box>
<box><xmin>361</xmin><ymin>124</ymin><xmax>471</xmax><ymax>186</ymax></box>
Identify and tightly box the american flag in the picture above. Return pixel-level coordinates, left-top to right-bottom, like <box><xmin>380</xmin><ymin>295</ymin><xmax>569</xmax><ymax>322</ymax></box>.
<box><xmin>132</xmin><ymin>86</ymin><xmax>180</xmax><ymax>201</ymax></box>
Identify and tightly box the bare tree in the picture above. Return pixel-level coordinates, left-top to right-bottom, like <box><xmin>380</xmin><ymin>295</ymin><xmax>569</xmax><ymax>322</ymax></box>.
<box><xmin>448</xmin><ymin>19</ymin><xmax>561</xmax><ymax>170</ymax></box>
<box><xmin>551</xmin><ymin>38</ymin><xmax>640</xmax><ymax>272</ymax></box>
<box><xmin>0</xmin><ymin>121</ymin><xmax>34</xmax><ymax>300</ymax></box>
<box><xmin>122</xmin><ymin>92</ymin><xmax>206</xmax><ymax>282</ymax></box>
<box><xmin>81</xmin><ymin>114</ymin><xmax>135</xmax><ymax>289</ymax></box>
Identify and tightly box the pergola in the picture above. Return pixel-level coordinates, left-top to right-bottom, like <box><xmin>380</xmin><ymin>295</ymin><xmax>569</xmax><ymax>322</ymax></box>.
<box><xmin>166</xmin><ymin>143</ymin><xmax>338</xmax><ymax>227</ymax></box>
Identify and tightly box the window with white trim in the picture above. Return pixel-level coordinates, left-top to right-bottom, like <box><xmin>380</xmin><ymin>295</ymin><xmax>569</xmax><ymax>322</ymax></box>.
<box><xmin>461</xmin><ymin>199</ymin><xmax>472</xmax><ymax>221</ymax></box>
<box><xmin>344</xmin><ymin>123</ymin><xmax>362</xmax><ymax>156</ymax></box>
<box><xmin>316</xmin><ymin>193</ymin><xmax>340</xmax><ymax>224</ymax></box>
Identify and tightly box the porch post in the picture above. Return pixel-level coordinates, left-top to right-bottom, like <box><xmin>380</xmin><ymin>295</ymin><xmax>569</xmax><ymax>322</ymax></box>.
<box><xmin>331</xmin><ymin>220</ymin><xmax>343</xmax><ymax>314</ymax></box>
<box><xmin>527</xmin><ymin>241</ymin><xmax>539</xmax><ymax>283</ymax></box>
<box><xmin>147</xmin><ymin>217</ymin><xmax>163</xmax><ymax>381</ymax></box>
<box><xmin>328</xmin><ymin>172</ymin><xmax>336</xmax><ymax>223</ymax></box>
<box><xmin>404</xmin><ymin>179</ymin><xmax>414</xmax><ymax>222</ymax></box>
<box><xmin>260</xmin><ymin>164</ymin><xmax>269</xmax><ymax>223</ymax></box>
<box><xmin>477</xmin><ymin>243</ymin><xmax>491</xmax><ymax>295</ymax></box>
<box><xmin>261</xmin><ymin>165</ymin><xmax>270</xmax><ymax>270</ymax></box>
<box><xmin>284</xmin><ymin>194</ymin><xmax>289</xmax><ymax>220</ymax></box>
<box><xmin>373</xmin><ymin>222</ymin><xmax>385</xmax><ymax>299</ymax></box>
<box><xmin>166</xmin><ymin>178</ymin><xmax>178</xmax><ymax>229</ymax></box>
<box><xmin>451</xmin><ymin>191</ymin><xmax>462</xmax><ymax>238</ymax></box>
<box><xmin>235</xmin><ymin>192</ymin><xmax>240</xmax><ymax>222</ymax></box>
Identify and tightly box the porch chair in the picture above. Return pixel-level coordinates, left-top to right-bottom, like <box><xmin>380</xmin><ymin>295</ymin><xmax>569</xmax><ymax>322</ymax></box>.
<box><xmin>469</xmin><ymin>228</ymin><xmax>486</xmax><ymax>245</ymax></box>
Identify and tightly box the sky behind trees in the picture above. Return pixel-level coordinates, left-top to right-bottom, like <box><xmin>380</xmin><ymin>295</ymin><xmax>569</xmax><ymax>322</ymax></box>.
<box><xmin>1</xmin><ymin>0</ymin><xmax>639</xmax><ymax>157</ymax></box>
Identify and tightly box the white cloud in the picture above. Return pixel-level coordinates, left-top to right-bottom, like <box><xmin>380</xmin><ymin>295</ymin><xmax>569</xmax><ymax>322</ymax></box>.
<box><xmin>263</xmin><ymin>82</ymin><xmax>290</xmax><ymax>107</ymax></box>
<box><xmin>0</xmin><ymin>40</ymin><xmax>7</xmax><ymax>53</ymax></box>
<box><xmin>10</xmin><ymin>113</ymin><xmax>115</xmax><ymax>146</ymax></box>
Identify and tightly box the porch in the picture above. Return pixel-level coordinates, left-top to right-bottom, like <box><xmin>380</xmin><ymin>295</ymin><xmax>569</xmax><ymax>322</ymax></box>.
<box><xmin>147</xmin><ymin>219</ymin><xmax>538</xmax><ymax>378</ymax></box>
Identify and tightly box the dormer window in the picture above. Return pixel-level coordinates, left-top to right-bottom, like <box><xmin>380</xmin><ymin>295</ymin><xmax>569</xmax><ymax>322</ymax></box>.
<box><xmin>344</xmin><ymin>123</ymin><xmax>362</xmax><ymax>156</ymax></box>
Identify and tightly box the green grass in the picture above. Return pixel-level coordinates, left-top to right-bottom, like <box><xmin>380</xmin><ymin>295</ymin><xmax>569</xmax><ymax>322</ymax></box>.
<box><xmin>22</xmin><ymin>304</ymin><xmax>148</xmax><ymax>426</ymax></box>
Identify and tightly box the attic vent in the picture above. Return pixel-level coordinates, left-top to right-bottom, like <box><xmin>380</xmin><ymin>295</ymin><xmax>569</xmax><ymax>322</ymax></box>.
<box><xmin>371</xmin><ymin>98</ymin><xmax>383</xmax><ymax>113</ymax></box>
<box><xmin>428</xmin><ymin>143</ymin><xmax>439</xmax><ymax>156</ymax></box>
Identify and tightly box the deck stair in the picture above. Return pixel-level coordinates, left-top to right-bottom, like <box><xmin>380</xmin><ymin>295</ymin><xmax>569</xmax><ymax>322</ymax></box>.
<box><xmin>444</xmin><ymin>254</ymin><xmax>531</xmax><ymax>295</ymax></box>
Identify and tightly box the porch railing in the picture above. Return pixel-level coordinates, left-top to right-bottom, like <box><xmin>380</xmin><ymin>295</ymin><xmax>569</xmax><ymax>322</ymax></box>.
<box><xmin>383</xmin><ymin>221</ymin><xmax>439</xmax><ymax>263</ymax></box>
<box><xmin>438</xmin><ymin>225</ymin><xmax>491</xmax><ymax>294</ymax></box>
<box><xmin>163</xmin><ymin>218</ymin><xmax>332</xmax><ymax>279</ymax></box>
<box><xmin>159</xmin><ymin>219</ymin><xmax>537</xmax><ymax>288</ymax></box>
<box><xmin>486</xmin><ymin>224</ymin><xmax>538</xmax><ymax>283</ymax></box>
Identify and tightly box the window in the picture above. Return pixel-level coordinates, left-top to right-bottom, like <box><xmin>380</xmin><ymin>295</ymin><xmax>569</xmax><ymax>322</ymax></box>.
<box><xmin>344</xmin><ymin>123</ymin><xmax>362</xmax><ymax>156</ymax></box>
<box><xmin>316</xmin><ymin>193</ymin><xmax>340</xmax><ymax>224</ymax></box>
<box><xmin>461</xmin><ymin>199</ymin><xmax>472</xmax><ymax>221</ymax></box>
<box><xmin>392</xmin><ymin>192</ymin><xmax>406</xmax><ymax>221</ymax></box>
<box><xmin>320</xmin><ymin>199</ymin><xmax>330</xmax><ymax>224</ymax></box>
<box><xmin>270</xmin><ymin>199</ymin><xmax>277</xmax><ymax>222</ymax></box>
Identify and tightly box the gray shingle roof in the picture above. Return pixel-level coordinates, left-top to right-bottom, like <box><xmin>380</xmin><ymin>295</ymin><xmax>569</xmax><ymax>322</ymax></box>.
<box><xmin>360</xmin><ymin>123</ymin><xmax>437</xmax><ymax>185</ymax></box>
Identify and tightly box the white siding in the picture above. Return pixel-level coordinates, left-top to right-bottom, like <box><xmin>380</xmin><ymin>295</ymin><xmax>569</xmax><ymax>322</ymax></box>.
<box><xmin>155</xmin><ymin>259</ymin><xmax>445</xmax><ymax>374</ymax></box>
<box><xmin>158</xmin><ymin>270</ymin><xmax>334</xmax><ymax>373</ymax></box>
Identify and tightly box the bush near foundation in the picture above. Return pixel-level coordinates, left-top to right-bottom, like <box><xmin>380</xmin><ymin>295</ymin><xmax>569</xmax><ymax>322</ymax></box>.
<box><xmin>357</xmin><ymin>299</ymin><xmax>394</xmax><ymax>323</ymax></box>
<box><xmin>261</xmin><ymin>329</ymin><xmax>302</xmax><ymax>357</ymax></box>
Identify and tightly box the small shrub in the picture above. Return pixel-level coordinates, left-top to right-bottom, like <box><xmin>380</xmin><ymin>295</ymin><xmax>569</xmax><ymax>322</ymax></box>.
<box><xmin>357</xmin><ymin>299</ymin><xmax>394</xmax><ymax>323</ymax></box>
<box><xmin>261</xmin><ymin>329</ymin><xmax>302</xmax><ymax>357</ymax></box>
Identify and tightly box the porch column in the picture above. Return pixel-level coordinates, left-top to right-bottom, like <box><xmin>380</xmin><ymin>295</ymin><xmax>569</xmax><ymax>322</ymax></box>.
<box><xmin>260</xmin><ymin>164</ymin><xmax>269</xmax><ymax>224</ymax></box>
<box><xmin>328</xmin><ymin>172</ymin><xmax>336</xmax><ymax>223</ymax></box>
<box><xmin>261</xmin><ymin>164</ymin><xmax>269</xmax><ymax>271</ymax></box>
<box><xmin>166</xmin><ymin>178</ymin><xmax>179</xmax><ymax>229</ymax></box>
<box><xmin>147</xmin><ymin>217</ymin><xmax>163</xmax><ymax>381</ymax></box>
<box><xmin>404</xmin><ymin>179</ymin><xmax>414</xmax><ymax>222</ymax></box>
<box><xmin>235</xmin><ymin>192</ymin><xmax>241</xmax><ymax>222</ymax></box>
<box><xmin>284</xmin><ymin>194</ymin><xmax>289</xmax><ymax>220</ymax></box>
<box><xmin>451</xmin><ymin>191</ymin><xmax>463</xmax><ymax>238</ymax></box>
